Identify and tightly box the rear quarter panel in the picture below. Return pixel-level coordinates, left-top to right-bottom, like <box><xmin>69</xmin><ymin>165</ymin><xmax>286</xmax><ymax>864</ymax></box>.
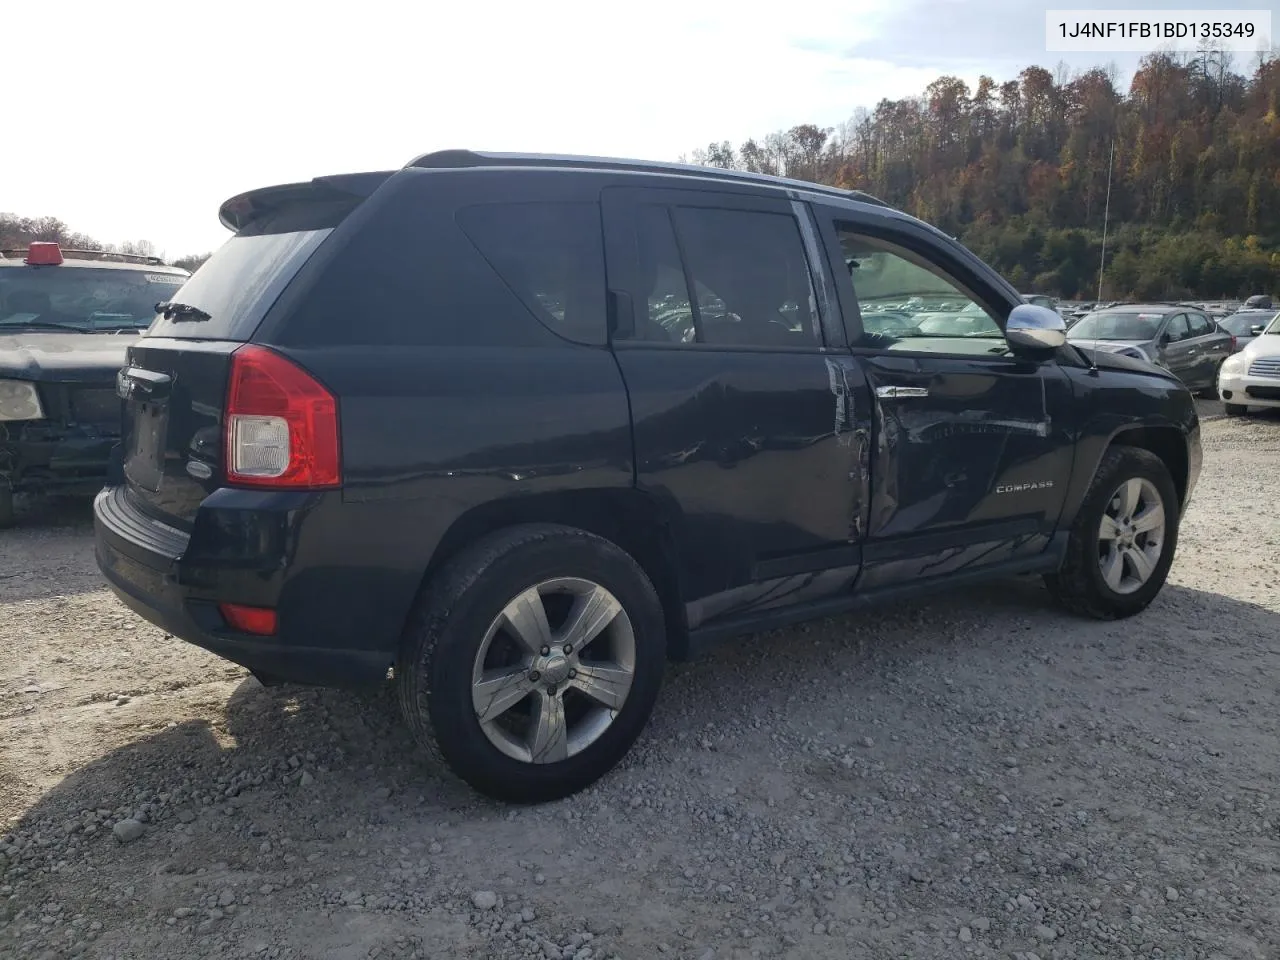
<box><xmin>254</xmin><ymin>169</ymin><xmax>634</xmax><ymax>656</ymax></box>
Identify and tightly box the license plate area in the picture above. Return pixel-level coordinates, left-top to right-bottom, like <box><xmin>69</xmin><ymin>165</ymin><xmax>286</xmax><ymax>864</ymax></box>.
<box><xmin>123</xmin><ymin>399</ymin><xmax>168</xmax><ymax>493</ymax></box>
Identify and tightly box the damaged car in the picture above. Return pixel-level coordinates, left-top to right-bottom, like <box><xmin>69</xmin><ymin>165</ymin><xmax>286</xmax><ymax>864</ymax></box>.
<box><xmin>0</xmin><ymin>242</ymin><xmax>189</xmax><ymax>526</ymax></box>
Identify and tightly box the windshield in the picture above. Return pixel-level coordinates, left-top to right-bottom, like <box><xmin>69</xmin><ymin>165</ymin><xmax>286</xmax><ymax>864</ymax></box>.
<box><xmin>1222</xmin><ymin>311</ymin><xmax>1279</xmax><ymax>336</ymax></box>
<box><xmin>1068</xmin><ymin>310</ymin><xmax>1165</xmax><ymax>341</ymax></box>
<box><xmin>1267</xmin><ymin>313</ymin><xmax>1280</xmax><ymax>335</ymax></box>
<box><xmin>0</xmin><ymin>266</ymin><xmax>186</xmax><ymax>331</ymax></box>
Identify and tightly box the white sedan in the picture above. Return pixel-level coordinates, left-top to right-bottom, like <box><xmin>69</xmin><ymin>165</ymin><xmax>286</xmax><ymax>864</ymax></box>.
<box><xmin>1218</xmin><ymin>312</ymin><xmax>1280</xmax><ymax>415</ymax></box>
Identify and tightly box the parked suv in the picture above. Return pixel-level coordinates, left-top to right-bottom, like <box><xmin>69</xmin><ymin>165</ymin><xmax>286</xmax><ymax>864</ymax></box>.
<box><xmin>94</xmin><ymin>152</ymin><xmax>1201</xmax><ymax>802</ymax></box>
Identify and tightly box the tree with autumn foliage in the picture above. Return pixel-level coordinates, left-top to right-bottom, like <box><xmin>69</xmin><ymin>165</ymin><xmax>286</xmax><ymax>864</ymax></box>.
<box><xmin>686</xmin><ymin>50</ymin><xmax>1280</xmax><ymax>300</ymax></box>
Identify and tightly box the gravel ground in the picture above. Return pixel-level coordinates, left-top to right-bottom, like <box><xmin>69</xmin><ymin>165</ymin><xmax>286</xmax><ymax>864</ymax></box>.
<box><xmin>3</xmin><ymin>407</ymin><xmax>1280</xmax><ymax>960</ymax></box>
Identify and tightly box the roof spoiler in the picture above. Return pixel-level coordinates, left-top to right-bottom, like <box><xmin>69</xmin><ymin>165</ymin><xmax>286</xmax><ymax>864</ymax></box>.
<box><xmin>218</xmin><ymin>172</ymin><xmax>393</xmax><ymax>232</ymax></box>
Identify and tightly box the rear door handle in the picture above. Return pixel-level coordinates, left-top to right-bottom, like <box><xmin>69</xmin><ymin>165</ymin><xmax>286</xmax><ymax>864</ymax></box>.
<box><xmin>876</xmin><ymin>385</ymin><xmax>930</xmax><ymax>399</ymax></box>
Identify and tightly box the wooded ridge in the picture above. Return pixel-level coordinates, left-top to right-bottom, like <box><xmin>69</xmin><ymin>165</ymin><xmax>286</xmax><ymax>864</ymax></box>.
<box><xmin>685</xmin><ymin>51</ymin><xmax>1280</xmax><ymax>299</ymax></box>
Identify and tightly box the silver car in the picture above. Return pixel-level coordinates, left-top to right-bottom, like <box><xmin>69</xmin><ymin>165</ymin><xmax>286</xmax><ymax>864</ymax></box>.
<box><xmin>1067</xmin><ymin>303</ymin><xmax>1235</xmax><ymax>397</ymax></box>
<box><xmin>1218</xmin><ymin>309</ymin><xmax>1279</xmax><ymax>352</ymax></box>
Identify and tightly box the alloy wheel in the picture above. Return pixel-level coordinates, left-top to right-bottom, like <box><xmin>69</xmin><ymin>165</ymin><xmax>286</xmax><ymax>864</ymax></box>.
<box><xmin>470</xmin><ymin>578</ymin><xmax>636</xmax><ymax>764</ymax></box>
<box><xmin>1097</xmin><ymin>477</ymin><xmax>1166</xmax><ymax>595</ymax></box>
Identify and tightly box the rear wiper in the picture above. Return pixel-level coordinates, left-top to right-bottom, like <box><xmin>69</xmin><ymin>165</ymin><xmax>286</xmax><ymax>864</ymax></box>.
<box><xmin>155</xmin><ymin>301</ymin><xmax>211</xmax><ymax>322</ymax></box>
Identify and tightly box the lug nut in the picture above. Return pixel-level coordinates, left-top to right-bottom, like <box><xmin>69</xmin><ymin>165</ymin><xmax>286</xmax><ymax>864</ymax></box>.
<box><xmin>562</xmin><ymin>644</ymin><xmax>573</xmax><ymax>654</ymax></box>
<box><xmin>529</xmin><ymin>671</ymin><xmax>541</xmax><ymax>682</ymax></box>
<box><xmin>540</xmin><ymin>646</ymin><xmax>550</xmax><ymax>656</ymax></box>
<box><xmin>568</xmin><ymin>669</ymin><xmax>577</xmax><ymax>679</ymax></box>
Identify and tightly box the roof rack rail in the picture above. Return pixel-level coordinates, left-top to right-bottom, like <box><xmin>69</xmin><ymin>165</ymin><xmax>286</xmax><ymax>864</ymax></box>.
<box><xmin>0</xmin><ymin>247</ymin><xmax>166</xmax><ymax>266</ymax></box>
<box><xmin>406</xmin><ymin>149</ymin><xmax>892</xmax><ymax>208</ymax></box>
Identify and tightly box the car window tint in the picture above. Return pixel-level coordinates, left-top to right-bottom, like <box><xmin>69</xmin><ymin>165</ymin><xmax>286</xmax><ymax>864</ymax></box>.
<box><xmin>457</xmin><ymin>201</ymin><xmax>606</xmax><ymax>345</ymax></box>
<box><xmin>631</xmin><ymin>205</ymin><xmax>695</xmax><ymax>343</ymax></box>
<box><xmin>1164</xmin><ymin>314</ymin><xmax>1190</xmax><ymax>342</ymax></box>
<box><xmin>1187</xmin><ymin>313</ymin><xmax>1213</xmax><ymax>337</ymax></box>
<box><xmin>832</xmin><ymin>224</ymin><xmax>1002</xmax><ymax>351</ymax></box>
<box><xmin>667</xmin><ymin>206</ymin><xmax>820</xmax><ymax>348</ymax></box>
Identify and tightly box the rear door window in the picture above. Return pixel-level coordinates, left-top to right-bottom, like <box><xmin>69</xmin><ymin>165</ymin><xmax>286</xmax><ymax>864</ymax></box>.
<box><xmin>1187</xmin><ymin>313</ymin><xmax>1214</xmax><ymax>338</ymax></box>
<box><xmin>671</xmin><ymin>206</ymin><xmax>820</xmax><ymax>348</ymax></box>
<box><xmin>457</xmin><ymin>201</ymin><xmax>607</xmax><ymax>345</ymax></box>
<box><xmin>617</xmin><ymin>200</ymin><xmax>820</xmax><ymax>349</ymax></box>
<box><xmin>146</xmin><ymin>229</ymin><xmax>332</xmax><ymax>341</ymax></box>
<box><xmin>1164</xmin><ymin>314</ymin><xmax>1191</xmax><ymax>342</ymax></box>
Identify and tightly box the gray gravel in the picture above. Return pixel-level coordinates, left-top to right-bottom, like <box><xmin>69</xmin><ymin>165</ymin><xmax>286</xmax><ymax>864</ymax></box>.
<box><xmin>2</xmin><ymin>410</ymin><xmax>1280</xmax><ymax>959</ymax></box>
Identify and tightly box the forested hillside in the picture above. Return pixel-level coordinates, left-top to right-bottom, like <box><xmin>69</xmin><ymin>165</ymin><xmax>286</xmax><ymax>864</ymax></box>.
<box><xmin>687</xmin><ymin>50</ymin><xmax>1280</xmax><ymax>299</ymax></box>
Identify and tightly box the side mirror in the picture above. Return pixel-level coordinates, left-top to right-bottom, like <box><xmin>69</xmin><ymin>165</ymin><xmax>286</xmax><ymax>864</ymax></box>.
<box><xmin>1159</xmin><ymin>332</ymin><xmax>1172</xmax><ymax>345</ymax></box>
<box><xmin>1005</xmin><ymin>303</ymin><xmax>1066</xmax><ymax>355</ymax></box>
<box><xmin>1252</xmin><ymin>325</ymin><xmax>1265</xmax><ymax>336</ymax></box>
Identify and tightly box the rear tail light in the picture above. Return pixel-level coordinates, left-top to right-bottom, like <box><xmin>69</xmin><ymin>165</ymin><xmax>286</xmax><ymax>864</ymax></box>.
<box><xmin>219</xmin><ymin>602</ymin><xmax>278</xmax><ymax>635</ymax></box>
<box><xmin>1230</xmin><ymin>335</ymin><xmax>1238</xmax><ymax>352</ymax></box>
<box><xmin>225</xmin><ymin>345</ymin><xmax>340</xmax><ymax>488</ymax></box>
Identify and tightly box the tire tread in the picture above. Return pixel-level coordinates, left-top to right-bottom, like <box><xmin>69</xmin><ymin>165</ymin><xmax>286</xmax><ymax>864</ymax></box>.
<box><xmin>1045</xmin><ymin>444</ymin><xmax>1177</xmax><ymax>620</ymax></box>
<box><xmin>395</xmin><ymin>522</ymin><xmax>663</xmax><ymax>802</ymax></box>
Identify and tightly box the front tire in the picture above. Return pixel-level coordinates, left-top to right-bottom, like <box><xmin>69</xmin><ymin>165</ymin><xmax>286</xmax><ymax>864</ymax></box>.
<box><xmin>1044</xmin><ymin>445</ymin><xmax>1179</xmax><ymax>620</ymax></box>
<box><xmin>396</xmin><ymin>524</ymin><xmax>666</xmax><ymax>803</ymax></box>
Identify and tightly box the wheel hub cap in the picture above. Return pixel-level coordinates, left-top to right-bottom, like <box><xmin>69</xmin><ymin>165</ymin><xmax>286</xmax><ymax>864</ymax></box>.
<box><xmin>538</xmin><ymin>652</ymin><xmax>572</xmax><ymax>685</ymax></box>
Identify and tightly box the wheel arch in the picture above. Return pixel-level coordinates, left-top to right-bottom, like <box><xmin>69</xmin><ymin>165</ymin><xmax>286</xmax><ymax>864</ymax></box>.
<box><xmin>1107</xmin><ymin>424</ymin><xmax>1190</xmax><ymax>508</ymax></box>
<box><xmin>1059</xmin><ymin>420</ymin><xmax>1191</xmax><ymax>530</ymax></box>
<box><xmin>412</xmin><ymin>488</ymin><xmax>692</xmax><ymax>660</ymax></box>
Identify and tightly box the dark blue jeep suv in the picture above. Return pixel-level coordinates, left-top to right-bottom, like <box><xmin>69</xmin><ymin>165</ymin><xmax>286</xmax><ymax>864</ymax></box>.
<box><xmin>94</xmin><ymin>151</ymin><xmax>1201</xmax><ymax>802</ymax></box>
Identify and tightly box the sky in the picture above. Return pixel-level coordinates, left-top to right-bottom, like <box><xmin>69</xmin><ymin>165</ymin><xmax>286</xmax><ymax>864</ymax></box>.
<box><xmin>5</xmin><ymin>0</ymin><xmax>1276</xmax><ymax>258</ymax></box>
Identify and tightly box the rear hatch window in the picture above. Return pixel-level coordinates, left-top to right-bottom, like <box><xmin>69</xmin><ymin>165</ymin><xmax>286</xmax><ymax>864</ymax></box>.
<box><xmin>145</xmin><ymin>228</ymin><xmax>331</xmax><ymax>341</ymax></box>
<box><xmin>118</xmin><ymin>174</ymin><xmax>389</xmax><ymax>527</ymax></box>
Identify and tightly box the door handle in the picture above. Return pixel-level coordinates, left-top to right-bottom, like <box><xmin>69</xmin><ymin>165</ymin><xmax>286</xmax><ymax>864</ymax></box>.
<box><xmin>875</xmin><ymin>385</ymin><xmax>930</xmax><ymax>399</ymax></box>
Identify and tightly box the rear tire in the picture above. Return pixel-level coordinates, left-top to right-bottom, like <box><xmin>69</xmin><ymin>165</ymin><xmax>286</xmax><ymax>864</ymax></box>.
<box><xmin>396</xmin><ymin>523</ymin><xmax>666</xmax><ymax>803</ymax></box>
<box><xmin>1224</xmin><ymin>402</ymin><xmax>1247</xmax><ymax>416</ymax></box>
<box><xmin>1044</xmin><ymin>445</ymin><xmax>1179</xmax><ymax>620</ymax></box>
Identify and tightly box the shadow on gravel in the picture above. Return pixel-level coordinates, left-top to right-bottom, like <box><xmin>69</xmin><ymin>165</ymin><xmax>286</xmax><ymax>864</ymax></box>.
<box><xmin>3</xmin><ymin>493</ymin><xmax>95</xmax><ymax>532</ymax></box>
<box><xmin>0</xmin><ymin>496</ymin><xmax>106</xmax><ymax>603</ymax></box>
<box><xmin>6</xmin><ymin>573</ymin><xmax>1280</xmax><ymax>956</ymax></box>
<box><xmin>9</xmin><ymin>574</ymin><xmax>1279</xmax><ymax>833</ymax></box>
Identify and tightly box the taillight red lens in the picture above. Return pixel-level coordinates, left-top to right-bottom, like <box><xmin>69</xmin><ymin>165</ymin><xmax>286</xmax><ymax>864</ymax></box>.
<box><xmin>1230</xmin><ymin>335</ymin><xmax>1238</xmax><ymax>352</ymax></box>
<box><xmin>224</xmin><ymin>345</ymin><xmax>340</xmax><ymax>489</ymax></box>
<box><xmin>219</xmin><ymin>602</ymin><xmax>278</xmax><ymax>636</ymax></box>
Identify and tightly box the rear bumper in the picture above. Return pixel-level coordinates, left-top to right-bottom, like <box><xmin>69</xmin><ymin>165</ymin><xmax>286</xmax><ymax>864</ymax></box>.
<box><xmin>93</xmin><ymin>485</ymin><xmax>392</xmax><ymax>688</ymax></box>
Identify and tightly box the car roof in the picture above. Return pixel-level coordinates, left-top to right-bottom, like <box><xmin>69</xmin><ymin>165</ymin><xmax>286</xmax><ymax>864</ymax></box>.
<box><xmin>223</xmin><ymin>151</ymin><xmax>925</xmax><ymax>238</ymax></box>
<box><xmin>1090</xmin><ymin>304</ymin><xmax>1175</xmax><ymax>314</ymax></box>
<box><xmin>405</xmin><ymin>149</ymin><xmax>895</xmax><ymax>211</ymax></box>
<box><xmin>0</xmin><ymin>249</ymin><xmax>188</xmax><ymax>275</ymax></box>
